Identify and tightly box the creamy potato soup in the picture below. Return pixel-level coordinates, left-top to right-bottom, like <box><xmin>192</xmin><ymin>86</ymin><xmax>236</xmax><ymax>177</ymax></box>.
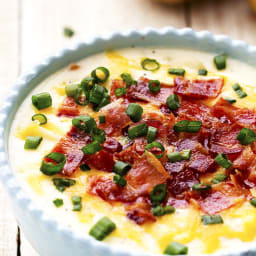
<box><xmin>9</xmin><ymin>47</ymin><xmax>256</xmax><ymax>255</ymax></box>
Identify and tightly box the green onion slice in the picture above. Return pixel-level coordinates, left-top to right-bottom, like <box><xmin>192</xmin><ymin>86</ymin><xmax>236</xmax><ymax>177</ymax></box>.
<box><xmin>128</xmin><ymin>123</ymin><xmax>148</xmax><ymax>139</ymax></box>
<box><xmin>24</xmin><ymin>136</ymin><xmax>43</xmax><ymax>149</ymax></box>
<box><xmin>126</xmin><ymin>103</ymin><xmax>143</xmax><ymax>122</ymax></box>
<box><xmin>89</xmin><ymin>84</ymin><xmax>106</xmax><ymax>104</ymax></box>
<box><xmin>164</xmin><ymin>205</ymin><xmax>176</xmax><ymax>214</ymax></box>
<box><xmin>32</xmin><ymin>92</ymin><xmax>52</xmax><ymax>110</ymax></box>
<box><xmin>113</xmin><ymin>161</ymin><xmax>131</xmax><ymax>176</ymax></box>
<box><xmin>250</xmin><ymin>198</ymin><xmax>256</xmax><ymax>207</ymax></box>
<box><xmin>232</xmin><ymin>83</ymin><xmax>247</xmax><ymax>98</ymax></box>
<box><xmin>148</xmin><ymin>80</ymin><xmax>161</xmax><ymax>93</ymax></box>
<box><xmin>167</xmin><ymin>149</ymin><xmax>191</xmax><ymax>162</ymax></box>
<box><xmin>32</xmin><ymin>113</ymin><xmax>47</xmax><ymax>125</ymax></box>
<box><xmin>65</xmin><ymin>83</ymin><xmax>79</xmax><ymax>97</ymax></box>
<box><xmin>214</xmin><ymin>153</ymin><xmax>232</xmax><ymax>169</ymax></box>
<box><xmin>192</xmin><ymin>183</ymin><xmax>212</xmax><ymax>192</ymax></box>
<box><xmin>147</xmin><ymin>126</ymin><xmax>157</xmax><ymax>143</ymax></box>
<box><xmin>99</xmin><ymin>115</ymin><xmax>105</xmax><ymax>124</ymax></box>
<box><xmin>224</xmin><ymin>98</ymin><xmax>236</xmax><ymax>104</ymax></box>
<box><xmin>168</xmin><ymin>68</ymin><xmax>185</xmax><ymax>76</ymax></box>
<box><xmin>52</xmin><ymin>178</ymin><xmax>76</xmax><ymax>192</ymax></box>
<box><xmin>72</xmin><ymin>115</ymin><xmax>97</xmax><ymax>132</ymax></box>
<box><xmin>174</xmin><ymin>120</ymin><xmax>202</xmax><ymax>133</ymax></box>
<box><xmin>201</xmin><ymin>215</ymin><xmax>224</xmax><ymax>225</ymax></box>
<box><xmin>211</xmin><ymin>173</ymin><xmax>227</xmax><ymax>184</ymax></box>
<box><xmin>214</xmin><ymin>54</ymin><xmax>226</xmax><ymax>70</ymax></box>
<box><xmin>164</xmin><ymin>242</ymin><xmax>188</xmax><ymax>255</ymax></box>
<box><xmin>79</xmin><ymin>164</ymin><xmax>91</xmax><ymax>172</ymax></box>
<box><xmin>150</xmin><ymin>184</ymin><xmax>167</xmax><ymax>206</ymax></box>
<box><xmin>166</xmin><ymin>94</ymin><xmax>180</xmax><ymax>110</ymax></box>
<box><xmin>40</xmin><ymin>152</ymin><xmax>66</xmax><ymax>176</ymax></box>
<box><xmin>237</xmin><ymin>128</ymin><xmax>256</xmax><ymax>145</ymax></box>
<box><xmin>152</xmin><ymin>205</ymin><xmax>175</xmax><ymax>217</ymax></box>
<box><xmin>120</xmin><ymin>73</ymin><xmax>134</xmax><ymax>87</ymax></box>
<box><xmin>89</xmin><ymin>217</ymin><xmax>116</xmax><ymax>241</ymax></box>
<box><xmin>81</xmin><ymin>141</ymin><xmax>102</xmax><ymax>155</ymax></box>
<box><xmin>115</xmin><ymin>87</ymin><xmax>127</xmax><ymax>97</ymax></box>
<box><xmin>91</xmin><ymin>128</ymin><xmax>106</xmax><ymax>143</ymax></box>
<box><xmin>145</xmin><ymin>141</ymin><xmax>165</xmax><ymax>159</ymax></box>
<box><xmin>141</xmin><ymin>58</ymin><xmax>160</xmax><ymax>71</ymax></box>
<box><xmin>93</xmin><ymin>94</ymin><xmax>110</xmax><ymax>112</ymax></box>
<box><xmin>113</xmin><ymin>174</ymin><xmax>127</xmax><ymax>187</ymax></box>
<box><xmin>72</xmin><ymin>196</ymin><xmax>82</xmax><ymax>211</ymax></box>
<box><xmin>91</xmin><ymin>67</ymin><xmax>110</xmax><ymax>84</ymax></box>
<box><xmin>74</xmin><ymin>87</ymin><xmax>88</xmax><ymax>106</ymax></box>
<box><xmin>81</xmin><ymin>77</ymin><xmax>95</xmax><ymax>98</ymax></box>
<box><xmin>198</xmin><ymin>69</ymin><xmax>208</xmax><ymax>76</ymax></box>
<box><xmin>53</xmin><ymin>198</ymin><xmax>64</xmax><ymax>207</ymax></box>
<box><xmin>63</xmin><ymin>27</ymin><xmax>74</xmax><ymax>37</ymax></box>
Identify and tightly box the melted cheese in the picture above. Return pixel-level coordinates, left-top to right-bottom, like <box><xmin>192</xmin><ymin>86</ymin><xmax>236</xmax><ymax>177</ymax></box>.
<box><xmin>9</xmin><ymin>47</ymin><xmax>256</xmax><ymax>255</ymax></box>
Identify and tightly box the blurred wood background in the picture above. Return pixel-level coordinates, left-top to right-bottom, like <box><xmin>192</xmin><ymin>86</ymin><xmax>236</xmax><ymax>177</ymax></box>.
<box><xmin>0</xmin><ymin>0</ymin><xmax>256</xmax><ymax>255</ymax></box>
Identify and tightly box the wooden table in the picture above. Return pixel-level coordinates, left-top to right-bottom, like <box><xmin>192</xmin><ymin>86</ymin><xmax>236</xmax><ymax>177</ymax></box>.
<box><xmin>0</xmin><ymin>0</ymin><xmax>255</xmax><ymax>255</ymax></box>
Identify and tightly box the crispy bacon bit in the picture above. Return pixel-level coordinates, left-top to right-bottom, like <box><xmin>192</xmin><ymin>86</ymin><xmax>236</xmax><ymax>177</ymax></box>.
<box><xmin>164</xmin><ymin>161</ymin><xmax>186</xmax><ymax>175</ymax></box>
<box><xmin>110</xmin><ymin>79</ymin><xmax>126</xmax><ymax>101</ymax></box>
<box><xmin>69</xmin><ymin>63</ymin><xmax>80</xmax><ymax>71</ymax></box>
<box><xmin>57</xmin><ymin>97</ymin><xmax>79</xmax><ymax>117</ymax></box>
<box><xmin>212</xmin><ymin>98</ymin><xmax>256</xmax><ymax>129</ymax></box>
<box><xmin>188</xmin><ymin>152</ymin><xmax>216</xmax><ymax>173</ymax></box>
<box><xmin>233</xmin><ymin>146</ymin><xmax>255</xmax><ymax>171</ymax></box>
<box><xmin>102</xmin><ymin>137</ymin><xmax>122</xmax><ymax>153</ymax></box>
<box><xmin>174</xmin><ymin>77</ymin><xmax>224</xmax><ymax>99</ymax></box>
<box><xmin>53</xmin><ymin>127</ymin><xmax>91</xmax><ymax>176</ymax></box>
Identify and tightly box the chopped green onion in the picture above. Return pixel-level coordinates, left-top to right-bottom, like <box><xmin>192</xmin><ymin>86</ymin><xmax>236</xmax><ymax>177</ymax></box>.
<box><xmin>99</xmin><ymin>115</ymin><xmax>105</xmax><ymax>124</ymax></box>
<box><xmin>113</xmin><ymin>161</ymin><xmax>131</xmax><ymax>176</ymax></box>
<box><xmin>145</xmin><ymin>141</ymin><xmax>165</xmax><ymax>159</ymax></box>
<box><xmin>198</xmin><ymin>69</ymin><xmax>208</xmax><ymax>76</ymax></box>
<box><xmin>120</xmin><ymin>73</ymin><xmax>135</xmax><ymax>87</ymax></box>
<box><xmin>237</xmin><ymin>128</ymin><xmax>256</xmax><ymax>145</ymax></box>
<box><xmin>214</xmin><ymin>153</ymin><xmax>232</xmax><ymax>169</ymax></box>
<box><xmin>150</xmin><ymin>184</ymin><xmax>167</xmax><ymax>206</ymax></box>
<box><xmin>52</xmin><ymin>178</ymin><xmax>76</xmax><ymax>192</ymax></box>
<box><xmin>224</xmin><ymin>98</ymin><xmax>236</xmax><ymax>104</ymax></box>
<box><xmin>141</xmin><ymin>58</ymin><xmax>160</xmax><ymax>71</ymax></box>
<box><xmin>93</xmin><ymin>94</ymin><xmax>110</xmax><ymax>112</ymax></box>
<box><xmin>152</xmin><ymin>205</ymin><xmax>175</xmax><ymax>216</ymax></box>
<box><xmin>166</xmin><ymin>94</ymin><xmax>180</xmax><ymax>110</ymax></box>
<box><xmin>89</xmin><ymin>84</ymin><xmax>106</xmax><ymax>104</ymax></box>
<box><xmin>113</xmin><ymin>174</ymin><xmax>127</xmax><ymax>187</ymax></box>
<box><xmin>91</xmin><ymin>128</ymin><xmax>106</xmax><ymax>143</ymax></box>
<box><xmin>167</xmin><ymin>149</ymin><xmax>191</xmax><ymax>162</ymax></box>
<box><xmin>81</xmin><ymin>77</ymin><xmax>95</xmax><ymax>98</ymax></box>
<box><xmin>63</xmin><ymin>27</ymin><xmax>74</xmax><ymax>37</ymax></box>
<box><xmin>91</xmin><ymin>67</ymin><xmax>109</xmax><ymax>84</ymax></box>
<box><xmin>65</xmin><ymin>83</ymin><xmax>79</xmax><ymax>97</ymax></box>
<box><xmin>232</xmin><ymin>83</ymin><xmax>247</xmax><ymax>98</ymax></box>
<box><xmin>181</xmin><ymin>149</ymin><xmax>192</xmax><ymax>160</ymax></box>
<box><xmin>40</xmin><ymin>152</ymin><xmax>66</xmax><ymax>176</ymax></box>
<box><xmin>164</xmin><ymin>242</ymin><xmax>188</xmax><ymax>255</ymax></box>
<box><xmin>32</xmin><ymin>92</ymin><xmax>52</xmax><ymax>110</ymax></box>
<box><xmin>53</xmin><ymin>198</ymin><xmax>63</xmax><ymax>207</ymax></box>
<box><xmin>211</xmin><ymin>173</ymin><xmax>227</xmax><ymax>184</ymax></box>
<box><xmin>32</xmin><ymin>113</ymin><xmax>47</xmax><ymax>125</ymax></box>
<box><xmin>148</xmin><ymin>80</ymin><xmax>161</xmax><ymax>93</ymax></box>
<box><xmin>81</xmin><ymin>141</ymin><xmax>102</xmax><ymax>155</ymax></box>
<box><xmin>72</xmin><ymin>115</ymin><xmax>96</xmax><ymax>132</ymax></box>
<box><xmin>201</xmin><ymin>215</ymin><xmax>224</xmax><ymax>225</ymax></box>
<box><xmin>192</xmin><ymin>183</ymin><xmax>212</xmax><ymax>192</ymax></box>
<box><xmin>174</xmin><ymin>120</ymin><xmax>202</xmax><ymax>133</ymax></box>
<box><xmin>214</xmin><ymin>54</ymin><xmax>226</xmax><ymax>70</ymax></box>
<box><xmin>89</xmin><ymin>217</ymin><xmax>116</xmax><ymax>241</ymax></box>
<box><xmin>74</xmin><ymin>87</ymin><xmax>88</xmax><ymax>105</ymax></box>
<box><xmin>115</xmin><ymin>87</ymin><xmax>127</xmax><ymax>97</ymax></box>
<box><xmin>24</xmin><ymin>136</ymin><xmax>42</xmax><ymax>149</ymax></box>
<box><xmin>168</xmin><ymin>68</ymin><xmax>185</xmax><ymax>76</ymax></box>
<box><xmin>72</xmin><ymin>196</ymin><xmax>82</xmax><ymax>211</ymax></box>
<box><xmin>128</xmin><ymin>123</ymin><xmax>148</xmax><ymax>139</ymax></box>
<box><xmin>126</xmin><ymin>103</ymin><xmax>143</xmax><ymax>122</ymax></box>
<box><xmin>250</xmin><ymin>198</ymin><xmax>256</xmax><ymax>207</ymax></box>
<box><xmin>79</xmin><ymin>164</ymin><xmax>90</xmax><ymax>172</ymax></box>
<box><xmin>147</xmin><ymin>126</ymin><xmax>157</xmax><ymax>143</ymax></box>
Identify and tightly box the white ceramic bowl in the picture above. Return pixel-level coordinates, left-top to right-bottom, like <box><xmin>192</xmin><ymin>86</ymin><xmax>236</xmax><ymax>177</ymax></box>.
<box><xmin>1</xmin><ymin>27</ymin><xmax>256</xmax><ymax>256</ymax></box>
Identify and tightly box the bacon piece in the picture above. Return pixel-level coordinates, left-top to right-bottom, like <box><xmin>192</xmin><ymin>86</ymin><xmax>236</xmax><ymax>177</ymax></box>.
<box><xmin>174</xmin><ymin>77</ymin><xmax>224</xmax><ymax>99</ymax></box>
<box><xmin>110</xmin><ymin>79</ymin><xmax>126</xmax><ymax>101</ymax></box>
<box><xmin>102</xmin><ymin>137</ymin><xmax>122</xmax><ymax>153</ymax></box>
<box><xmin>164</xmin><ymin>161</ymin><xmax>186</xmax><ymax>175</ymax></box>
<box><xmin>99</xmin><ymin>102</ymin><xmax>131</xmax><ymax>136</ymax></box>
<box><xmin>188</xmin><ymin>152</ymin><xmax>216</xmax><ymax>173</ymax></box>
<box><xmin>176</xmin><ymin>138</ymin><xmax>207</xmax><ymax>154</ymax></box>
<box><xmin>57</xmin><ymin>97</ymin><xmax>79</xmax><ymax>117</ymax></box>
<box><xmin>210</xmin><ymin>123</ymin><xmax>243</xmax><ymax>154</ymax></box>
<box><xmin>176</xmin><ymin>99</ymin><xmax>218</xmax><ymax>128</ymax></box>
<box><xmin>211</xmin><ymin>98</ymin><xmax>256</xmax><ymax>129</ymax></box>
<box><xmin>195</xmin><ymin>182</ymin><xmax>246</xmax><ymax>215</ymax></box>
<box><xmin>126</xmin><ymin>77</ymin><xmax>174</xmax><ymax>105</ymax></box>
<box><xmin>85</xmin><ymin>150</ymin><xmax>115</xmax><ymax>172</ymax></box>
<box><xmin>52</xmin><ymin>127</ymin><xmax>91</xmax><ymax>176</ymax></box>
<box><xmin>167</xmin><ymin>169</ymin><xmax>199</xmax><ymax>197</ymax></box>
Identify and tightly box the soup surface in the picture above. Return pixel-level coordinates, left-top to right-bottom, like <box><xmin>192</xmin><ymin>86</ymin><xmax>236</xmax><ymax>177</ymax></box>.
<box><xmin>9</xmin><ymin>47</ymin><xmax>256</xmax><ymax>255</ymax></box>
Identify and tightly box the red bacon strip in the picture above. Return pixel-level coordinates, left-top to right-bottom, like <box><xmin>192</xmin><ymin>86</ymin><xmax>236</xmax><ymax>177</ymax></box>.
<box><xmin>57</xmin><ymin>97</ymin><xmax>79</xmax><ymax>117</ymax></box>
<box><xmin>174</xmin><ymin>77</ymin><xmax>224</xmax><ymax>99</ymax></box>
